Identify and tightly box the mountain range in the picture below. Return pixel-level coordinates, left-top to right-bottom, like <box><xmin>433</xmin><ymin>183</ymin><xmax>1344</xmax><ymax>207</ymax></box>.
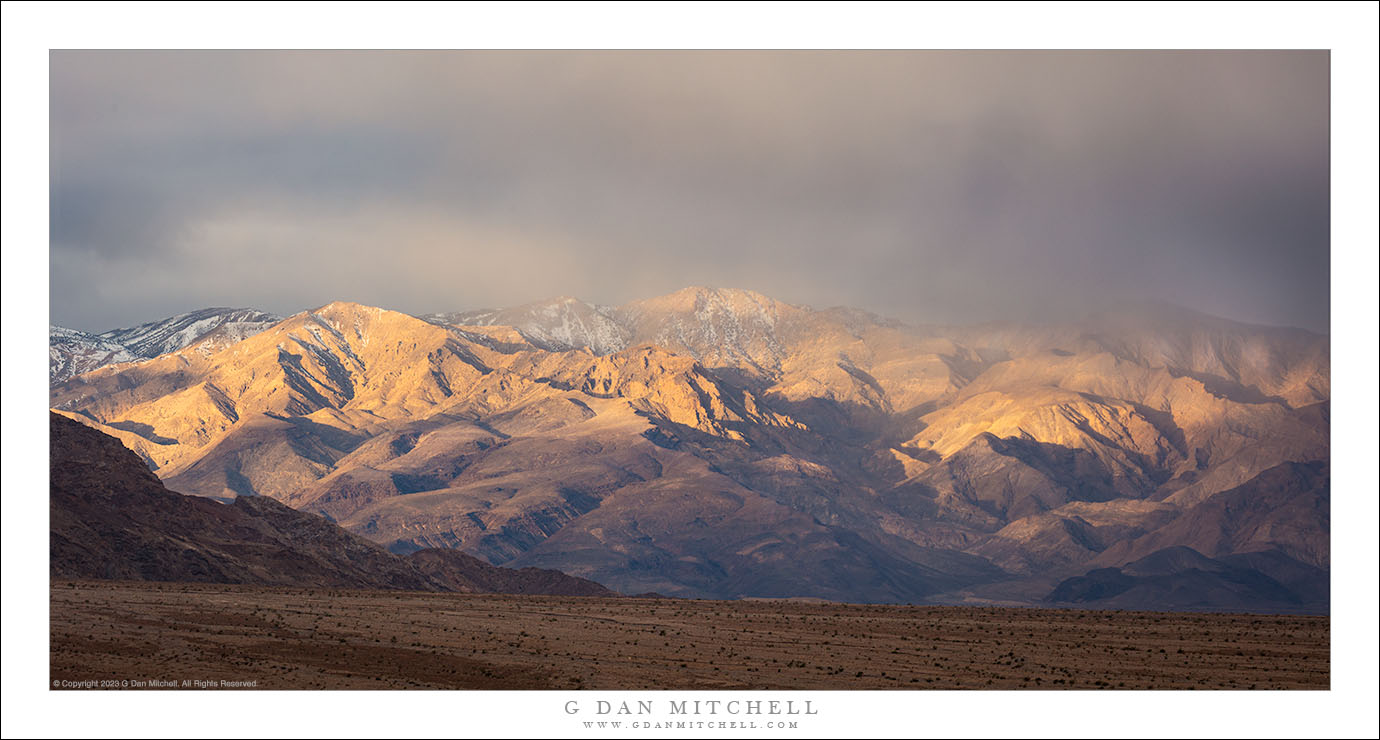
<box><xmin>49</xmin><ymin>287</ymin><xmax>1330</xmax><ymax>611</ymax></box>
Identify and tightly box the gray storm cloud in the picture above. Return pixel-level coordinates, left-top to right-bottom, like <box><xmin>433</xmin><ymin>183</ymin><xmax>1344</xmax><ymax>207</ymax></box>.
<box><xmin>50</xmin><ymin>50</ymin><xmax>1329</xmax><ymax>332</ymax></box>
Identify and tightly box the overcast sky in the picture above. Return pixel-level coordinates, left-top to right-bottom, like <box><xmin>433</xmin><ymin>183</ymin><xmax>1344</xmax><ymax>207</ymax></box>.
<box><xmin>50</xmin><ymin>50</ymin><xmax>1329</xmax><ymax>333</ymax></box>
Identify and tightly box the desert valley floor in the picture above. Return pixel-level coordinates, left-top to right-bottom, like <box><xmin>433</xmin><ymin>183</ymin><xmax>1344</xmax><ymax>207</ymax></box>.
<box><xmin>50</xmin><ymin>581</ymin><xmax>1329</xmax><ymax>690</ymax></box>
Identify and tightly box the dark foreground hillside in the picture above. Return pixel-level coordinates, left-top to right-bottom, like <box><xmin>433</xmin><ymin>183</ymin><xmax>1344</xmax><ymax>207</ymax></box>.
<box><xmin>49</xmin><ymin>412</ymin><xmax>614</xmax><ymax>597</ymax></box>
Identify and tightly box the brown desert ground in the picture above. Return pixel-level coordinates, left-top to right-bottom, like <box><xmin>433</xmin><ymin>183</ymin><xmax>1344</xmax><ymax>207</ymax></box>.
<box><xmin>50</xmin><ymin>581</ymin><xmax>1328</xmax><ymax>690</ymax></box>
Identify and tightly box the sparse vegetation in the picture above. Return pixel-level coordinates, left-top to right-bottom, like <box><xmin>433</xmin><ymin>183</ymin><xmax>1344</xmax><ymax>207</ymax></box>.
<box><xmin>50</xmin><ymin>581</ymin><xmax>1328</xmax><ymax>690</ymax></box>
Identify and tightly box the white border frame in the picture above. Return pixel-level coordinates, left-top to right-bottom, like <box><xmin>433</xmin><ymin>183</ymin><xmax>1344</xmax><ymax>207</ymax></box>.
<box><xmin>5</xmin><ymin>3</ymin><xmax>1376</xmax><ymax>738</ymax></box>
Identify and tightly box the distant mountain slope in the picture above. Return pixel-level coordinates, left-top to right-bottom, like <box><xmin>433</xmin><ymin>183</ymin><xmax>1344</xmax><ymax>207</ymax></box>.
<box><xmin>425</xmin><ymin>297</ymin><xmax>628</xmax><ymax>356</ymax></box>
<box><xmin>49</xmin><ymin>307</ymin><xmax>281</xmax><ymax>385</ymax></box>
<box><xmin>51</xmin><ymin>289</ymin><xmax>1328</xmax><ymax>609</ymax></box>
<box><xmin>1090</xmin><ymin>460</ymin><xmax>1330</xmax><ymax>569</ymax></box>
<box><xmin>49</xmin><ymin>412</ymin><xmax>617</xmax><ymax>596</ymax></box>
<box><xmin>943</xmin><ymin>302</ymin><xmax>1330</xmax><ymax>408</ymax></box>
<box><xmin>1046</xmin><ymin>545</ymin><xmax>1327</xmax><ymax>613</ymax></box>
<box><xmin>49</xmin><ymin>326</ymin><xmax>141</xmax><ymax>385</ymax></box>
<box><xmin>100</xmin><ymin>307</ymin><xmax>282</xmax><ymax>358</ymax></box>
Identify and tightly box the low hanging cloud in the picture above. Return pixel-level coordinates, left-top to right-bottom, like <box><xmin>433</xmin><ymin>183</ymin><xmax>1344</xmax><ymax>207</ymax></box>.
<box><xmin>50</xmin><ymin>50</ymin><xmax>1329</xmax><ymax>332</ymax></box>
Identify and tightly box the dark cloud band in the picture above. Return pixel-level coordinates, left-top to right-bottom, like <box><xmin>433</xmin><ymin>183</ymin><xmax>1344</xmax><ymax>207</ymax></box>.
<box><xmin>50</xmin><ymin>50</ymin><xmax>1329</xmax><ymax>333</ymax></box>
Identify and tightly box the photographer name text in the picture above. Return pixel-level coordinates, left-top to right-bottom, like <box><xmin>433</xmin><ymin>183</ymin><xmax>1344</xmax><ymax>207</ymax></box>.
<box><xmin>565</xmin><ymin>700</ymin><xmax>817</xmax><ymax>716</ymax></box>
